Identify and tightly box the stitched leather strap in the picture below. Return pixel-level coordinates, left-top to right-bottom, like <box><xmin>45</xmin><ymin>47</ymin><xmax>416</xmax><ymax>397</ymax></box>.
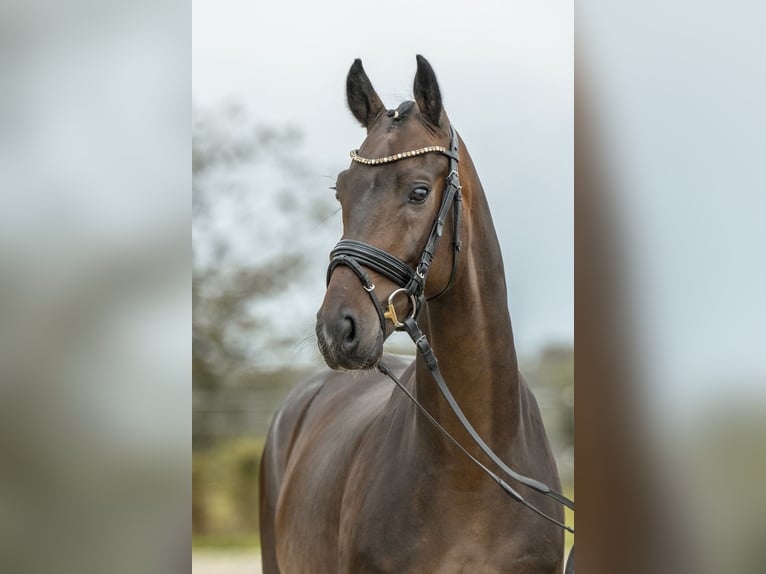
<box><xmin>329</xmin><ymin>240</ymin><xmax>414</xmax><ymax>288</ymax></box>
<box><xmin>327</xmin><ymin>254</ymin><xmax>387</xmax><ymax>333</ymax></box>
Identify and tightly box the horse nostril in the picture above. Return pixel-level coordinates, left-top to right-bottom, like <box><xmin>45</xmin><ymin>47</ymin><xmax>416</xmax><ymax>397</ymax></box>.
<box><xmin>340</xmin><ymin>315</ymin><xmax>357</xmax><ymax>348</ymax></box>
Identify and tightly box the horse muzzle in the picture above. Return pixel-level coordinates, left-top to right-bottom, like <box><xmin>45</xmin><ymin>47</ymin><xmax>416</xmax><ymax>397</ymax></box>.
<box><xmin>315</xmin><ymin>300</ymin><xmax>383</xmax><ymax>371</ymax></box>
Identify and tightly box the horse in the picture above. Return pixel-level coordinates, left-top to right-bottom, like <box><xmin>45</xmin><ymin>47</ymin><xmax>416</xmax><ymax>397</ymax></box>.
<box><xmin>259</xmin><ymin>55</ymin><xmax>568</xmax><ymax>573</ymax></box>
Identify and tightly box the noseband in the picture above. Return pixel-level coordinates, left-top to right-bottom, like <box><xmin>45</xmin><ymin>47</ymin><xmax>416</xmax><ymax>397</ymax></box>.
<box><xmin>324</xmin><ymin>124</ymin><xmax>575</xmax><ymax>570</ymax></box>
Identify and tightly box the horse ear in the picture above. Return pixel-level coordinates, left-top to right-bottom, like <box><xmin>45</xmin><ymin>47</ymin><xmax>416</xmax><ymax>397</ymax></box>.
<box><xmin>346</xmin><ymin>59</ymin><xmax>385</xmax><ymax>129</ymax></box>
<box><xmin>413</xmin><ymin>55</ymin><xmax>443</xmax><ymax>127</ymax></box>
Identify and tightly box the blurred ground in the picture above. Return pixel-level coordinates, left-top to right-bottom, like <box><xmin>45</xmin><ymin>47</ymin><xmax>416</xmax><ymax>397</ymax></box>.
<box><xmin>192</xmin><ymin>552</ymin><xmax>261</xmax><ymax>574</ymax></box>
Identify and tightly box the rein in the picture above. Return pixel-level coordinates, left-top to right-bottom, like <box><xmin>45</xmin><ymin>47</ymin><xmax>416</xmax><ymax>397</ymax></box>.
<box><xmin>326</xmin><ymin>125</ymin><xmax>574</xmax><ymax>572</ymax></box>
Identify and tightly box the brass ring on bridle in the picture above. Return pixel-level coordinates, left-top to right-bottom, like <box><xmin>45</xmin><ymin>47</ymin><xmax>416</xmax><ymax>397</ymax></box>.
<box><xmin>383</xmin><ymin>288</ymin><xmax>418</xmax><ymax>328</ymax></box>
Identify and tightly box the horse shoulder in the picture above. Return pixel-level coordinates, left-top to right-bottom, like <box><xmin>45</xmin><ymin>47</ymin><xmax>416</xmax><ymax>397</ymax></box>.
<box><xmin>260</xmin><ymin>372</ymin><xmax>327</xmax><ymax>573</ymax></box>
<box><xmin>273</xmin><ymin>367</ymin><xmax>402</xmax><ymax>571</ymax></box>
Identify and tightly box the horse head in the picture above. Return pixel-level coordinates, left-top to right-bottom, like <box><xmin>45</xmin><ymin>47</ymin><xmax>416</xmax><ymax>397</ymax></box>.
<box><xmin>316</xmin><ymin>56</ymin><xmax>461</xmax><ymax>371</ymax></box>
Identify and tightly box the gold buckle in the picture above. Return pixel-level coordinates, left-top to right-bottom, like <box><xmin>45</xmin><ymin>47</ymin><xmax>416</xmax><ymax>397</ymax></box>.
<box><xmin>383</xmin><ymin>288</ymin><xmax>418</xmax><ymax>328</ymax></box>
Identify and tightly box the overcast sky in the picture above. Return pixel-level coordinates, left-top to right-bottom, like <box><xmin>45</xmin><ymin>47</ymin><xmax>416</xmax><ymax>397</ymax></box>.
<box><xmin>193</xmin><ymin>0</ymin><xmax>574</xmax><ymax>356</ymax></box>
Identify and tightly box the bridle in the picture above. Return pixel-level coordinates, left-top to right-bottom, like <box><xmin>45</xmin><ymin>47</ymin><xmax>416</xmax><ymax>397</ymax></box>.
<box><xmin>327</xmin><ymin>126</ymin><xmax>463</xmax><ymax>335</ymax></box>
<box><xmin>326</xmin><ymin>124</ymin><xmax>575</xmax><ymax>573</ymax></box>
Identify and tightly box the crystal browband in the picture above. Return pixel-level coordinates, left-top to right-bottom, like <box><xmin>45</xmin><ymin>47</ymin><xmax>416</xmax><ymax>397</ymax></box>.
<box><xmin>350</xmin><ymin>145</ymin><xmax>452</xmax><ymax>165</ymax></box>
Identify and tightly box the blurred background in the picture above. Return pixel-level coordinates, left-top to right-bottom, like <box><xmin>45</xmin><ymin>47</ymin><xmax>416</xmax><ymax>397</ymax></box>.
<box><xmin>576</xmin><ymin>3</ymin><xmax>766</xmax><ymax>572</ymax></box>
<box><xmin>0</xmin><ymin>1</ymin><xmax>188</xmax><ymax>573</ymax></box>
<box><xmin>192</xmin><ymin>0</ymin><xmax>573</xmax><ymax>571</ymax></box>
<box><xmin>3</xmin><ymin>0</ymin><xmax>761</xmax><ymax>573</ymax></box>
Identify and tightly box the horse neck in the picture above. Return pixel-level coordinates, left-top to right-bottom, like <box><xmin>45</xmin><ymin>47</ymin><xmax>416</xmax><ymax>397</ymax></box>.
<box><xmin>414</xmin><ymin>151</ymin><xmax>521</xmax><ymax>456</ymax></box>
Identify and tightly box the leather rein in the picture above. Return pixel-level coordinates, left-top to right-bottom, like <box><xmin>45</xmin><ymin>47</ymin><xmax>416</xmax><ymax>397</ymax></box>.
<box><xmin>326</xmin><ymin>125</ymin><xmax>575</xmax><ymax>572</ymax></box>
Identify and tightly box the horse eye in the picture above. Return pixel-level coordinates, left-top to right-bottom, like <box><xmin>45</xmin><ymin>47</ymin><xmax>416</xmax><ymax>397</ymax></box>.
<box><xmin>408</xmin><ymin>187</ymin><xmax>430</xmax><ymax>204</ymax></box>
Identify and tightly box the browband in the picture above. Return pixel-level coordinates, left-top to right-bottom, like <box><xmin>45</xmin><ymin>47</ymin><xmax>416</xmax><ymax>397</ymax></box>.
<box><xmin>350</xmin><ymin>146</ymin><xmax>457</xmax><ymax>166</ymax></box>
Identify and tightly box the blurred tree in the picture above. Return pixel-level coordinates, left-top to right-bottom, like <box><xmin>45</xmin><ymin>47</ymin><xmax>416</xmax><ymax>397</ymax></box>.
<box><xmin>192</xmin><ymin>103</ymin><xmax>337</xmax><ymax>397</ymax></box>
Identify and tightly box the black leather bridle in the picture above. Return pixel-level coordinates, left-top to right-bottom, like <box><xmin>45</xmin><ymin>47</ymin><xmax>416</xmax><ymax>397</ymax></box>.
<box><xmin>326</xmin><ymin>125</ymin><xmax>575</xmax><ymax>573</ymax></box>
<box><xmin>327</xmin><ymin>126</ymin><xmax>463</xmax><ymax>335</ymax></box>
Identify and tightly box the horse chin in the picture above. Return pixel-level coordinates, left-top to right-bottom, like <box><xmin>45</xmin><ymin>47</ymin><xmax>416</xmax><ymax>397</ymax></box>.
<box><xmin>316</xmin><ymin>328</ymin><xmax>384</xmax><ymax>372</ymax></box>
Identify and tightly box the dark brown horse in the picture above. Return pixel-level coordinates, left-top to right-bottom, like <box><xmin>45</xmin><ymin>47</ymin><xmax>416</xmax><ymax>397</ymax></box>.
<box><xmin>260</xmin><ymin>56</ymin><xmax>566</xmax><ymax>573</ymax></box>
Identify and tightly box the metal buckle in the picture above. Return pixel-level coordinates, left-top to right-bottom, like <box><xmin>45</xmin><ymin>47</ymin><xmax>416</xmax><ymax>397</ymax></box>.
<box><xmin>383</xmin><ymin>288</ymin><xmax>418</xmax><ymax>328</ymax></box>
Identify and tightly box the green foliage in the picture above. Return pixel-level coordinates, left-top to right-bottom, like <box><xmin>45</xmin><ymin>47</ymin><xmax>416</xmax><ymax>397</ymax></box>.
<box><xmin>521</xmin><ymin>343</ymin><xmax>574</xmax><ymax>482</ymax></box>
<box><xmin>564</xmin><ymin>484</ymin><xmax>575</xmax><ymax>559</ymax></box>
<box><xmin>193</xmin><ymin>437</ymin><xmax>265</xmax><ymax>546</ymax></box>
